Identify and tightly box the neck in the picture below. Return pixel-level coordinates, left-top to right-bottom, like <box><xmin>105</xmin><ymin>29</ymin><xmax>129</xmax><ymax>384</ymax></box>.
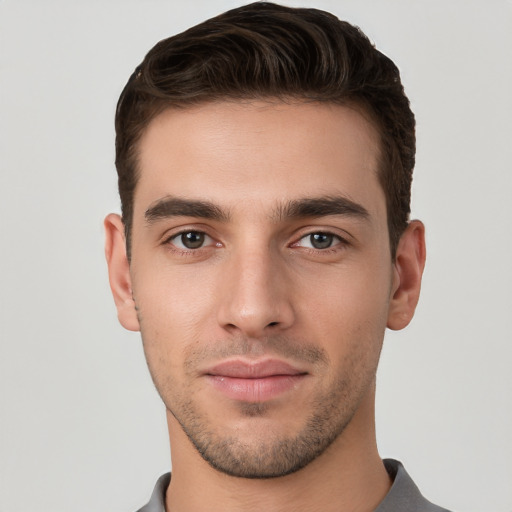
<box><xmin>165</xmin><ymin>388</ymin><xmax>391</xmax><ymax>512</ymax></box>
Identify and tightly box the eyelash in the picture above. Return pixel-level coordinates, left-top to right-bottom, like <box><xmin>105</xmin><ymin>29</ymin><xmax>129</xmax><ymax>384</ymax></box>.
<box><xmin>290</xmin><ymin>232</ymin><xmax>348</xmax><ymax>253</ymax></box>
<box><xmin>162</xmin><ymin>230</ymin><xmax>220</xmax><ymax>255</ymax></box>
<box><xmin>161</xmin><ymin>229</ymin><xmax>349</xmax><ymax>256</ymax></box>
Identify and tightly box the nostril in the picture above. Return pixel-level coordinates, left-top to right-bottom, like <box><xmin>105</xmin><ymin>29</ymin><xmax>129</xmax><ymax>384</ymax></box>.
<box><xmin>267</xmin><ymin>322</ymin><xmax>279</xmax><ymax>327</ymax></box>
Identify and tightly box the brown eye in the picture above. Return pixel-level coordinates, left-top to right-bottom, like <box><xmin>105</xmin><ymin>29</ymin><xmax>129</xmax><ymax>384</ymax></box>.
<box><xmin>181</xmin><ymin>232</ymin><xmax>205</xmax><ymax>249</ymax></box>
<box><xmin>293</xmin><ymin>232</ymin><xmax>343</xmax><ymax>251</ymax></box>
<box><xmin>309</xmin><ymin>233</ymin><xmax>334</xmax><ymax>249</ymax></box>
<box><xmin>170</xmin><ymin>231</ymin><xmax>210</xmax><ymax>249</ymax></box>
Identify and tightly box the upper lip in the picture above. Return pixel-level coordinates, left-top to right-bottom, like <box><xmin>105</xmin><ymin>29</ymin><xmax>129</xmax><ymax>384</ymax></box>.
<box><xmin>204</xmin><ymin>359</ymin><xmax>307</xmax><ymax>379</ymax></box>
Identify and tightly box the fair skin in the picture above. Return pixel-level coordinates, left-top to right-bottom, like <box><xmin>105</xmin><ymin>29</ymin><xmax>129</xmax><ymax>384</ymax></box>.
<box><xmin>105</xmin><ymin>101</ymin><xmax>425</xmax><ymax>512</ymax></box>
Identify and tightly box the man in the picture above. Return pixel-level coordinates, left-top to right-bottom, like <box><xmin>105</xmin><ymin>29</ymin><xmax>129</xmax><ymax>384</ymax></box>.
<box><xmin>105</xmin><ymin>2</ymin><xmax>449</xmax><ymax>511</ymax></box>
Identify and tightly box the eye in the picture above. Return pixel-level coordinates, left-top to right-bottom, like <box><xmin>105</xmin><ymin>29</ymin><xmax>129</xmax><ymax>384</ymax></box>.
<box><xmin>295</xmin><ymin>232</ymin><xmax>342</xmax><ymax>250</ymax></box>
<box><xmin>169</xmin><ymin>231</ymin><xmax>214</xmax><ymax>250</ymax></box>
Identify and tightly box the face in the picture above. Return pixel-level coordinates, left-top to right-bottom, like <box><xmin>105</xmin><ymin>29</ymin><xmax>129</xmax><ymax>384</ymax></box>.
<box><xmin>106</xmin><ymin>101</ymin><xmax>423</xmax><ymax>478</ymax></box>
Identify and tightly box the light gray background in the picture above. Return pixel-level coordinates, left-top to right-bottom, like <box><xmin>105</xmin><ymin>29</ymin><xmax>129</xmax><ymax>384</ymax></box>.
<box><xmin>1</xmin><ymin>1</ymin><xmax>511</xmax><ymax>511</ymax></box>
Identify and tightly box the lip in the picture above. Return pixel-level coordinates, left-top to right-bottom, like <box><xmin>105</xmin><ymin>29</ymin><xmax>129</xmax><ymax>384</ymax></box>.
<box><xmin>204</xmin><ymin>359</ymin><xmax>308</xmax><ymax>402</ymax></box>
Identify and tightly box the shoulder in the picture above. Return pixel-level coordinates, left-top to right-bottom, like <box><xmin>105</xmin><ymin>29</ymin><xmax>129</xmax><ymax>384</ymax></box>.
<box><xmin>135</xmin><ymin>473</ymin><xmax>170</xmax><ymax>512</ymax></box>
<box><xmin>375</xmin><ymin>459</ymin><xmax>452</xmax><ymax>512</ymax></box>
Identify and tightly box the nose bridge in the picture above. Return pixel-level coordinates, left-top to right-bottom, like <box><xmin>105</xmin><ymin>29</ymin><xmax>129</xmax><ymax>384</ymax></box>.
<box><xmin>217</xmin><ymin>241</ymin><xmax>294</xmax><ymax>336</ymax></box>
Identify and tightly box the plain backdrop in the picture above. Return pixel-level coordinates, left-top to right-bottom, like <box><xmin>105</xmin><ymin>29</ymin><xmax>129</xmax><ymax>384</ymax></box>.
<box><xmin>1</xmin><ymin>1</ymin><xmax>511</xmax><ymax>511</ymax></box>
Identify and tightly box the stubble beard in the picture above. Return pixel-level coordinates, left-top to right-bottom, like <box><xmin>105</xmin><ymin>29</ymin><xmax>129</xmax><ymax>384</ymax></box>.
<box><xmin>169</xmin><ymin>376</ymin><xmax>359</xmax><ymax>479</ymax></box>
<box><xmin>143</xmin><ymin>333</ymin><xmax>377</xmax><ymax>480</ymax></box>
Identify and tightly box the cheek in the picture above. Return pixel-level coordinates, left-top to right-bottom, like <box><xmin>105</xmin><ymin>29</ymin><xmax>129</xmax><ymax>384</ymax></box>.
<box><xmin>133</xmin><ymin>263</ymin><xmax>216</xmax><ymax>332</ymax></box>
<box><xmin>131</xmin><ymin>265</ymin><xmax>222</xmax><ymax>380</ymax></box>
<box><xmin>304</xmin><ymin>257</ymin><xmax>391</xmax><ymax>319</ymax></box>
<box><xmin>300</xmin><ymin>260</ymin><xmax>391</xmax><ymax>361</ymax></box>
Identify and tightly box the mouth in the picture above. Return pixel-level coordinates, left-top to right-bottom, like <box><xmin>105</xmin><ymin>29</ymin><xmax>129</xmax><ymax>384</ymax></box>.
<box><xmin>203</xmin><ymin>359</ymin><xmax>308</xmax><ymax>402</ymax></box>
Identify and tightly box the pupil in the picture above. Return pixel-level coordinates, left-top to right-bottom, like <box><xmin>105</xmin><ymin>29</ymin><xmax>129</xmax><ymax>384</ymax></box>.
<box><xmin>311</xmin><ymin>233</ymin><xmax>333</xmax><ymax>249</ymax></box>
<box><xmin>182</xmin><ymin>232</ymin><xmax>205</xmax><ymax>249</ymax></box>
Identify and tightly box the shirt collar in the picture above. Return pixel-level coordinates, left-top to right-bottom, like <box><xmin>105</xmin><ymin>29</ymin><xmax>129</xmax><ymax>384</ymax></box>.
<box><xmin>137</xmin><ymin>459</ymin><xmax>449</xmax><ymax>512</ymax></box>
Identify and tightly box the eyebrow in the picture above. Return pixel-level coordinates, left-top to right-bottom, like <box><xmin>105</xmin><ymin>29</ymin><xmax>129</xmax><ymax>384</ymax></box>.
<box><xmin>145</xmin><ymin>196</ymin><xmax>230</xmax><ymax>224</ymax></box>
<box><xmin>144</xmin><ymin>194</ymin><xmax>369</xmax><ymax>225</ymax></box>
<box><xmin>273</xmin><ymin>196</ymin><xmax>369</xmax><ymax>221</ymax></box>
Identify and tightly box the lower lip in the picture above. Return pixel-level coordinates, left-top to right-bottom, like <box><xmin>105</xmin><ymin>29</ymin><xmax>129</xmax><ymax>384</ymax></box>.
<box><xmin>206</xmin><ymin>374</ymin><xmax>306</xmax><ymax>402</ymax></box>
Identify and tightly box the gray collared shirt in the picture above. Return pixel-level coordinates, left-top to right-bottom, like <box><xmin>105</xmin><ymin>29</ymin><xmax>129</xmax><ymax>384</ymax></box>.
<box><xmin>137</xmin><ymin>459</ymin><xmax>451</xmax><ymax>512</ymax></box>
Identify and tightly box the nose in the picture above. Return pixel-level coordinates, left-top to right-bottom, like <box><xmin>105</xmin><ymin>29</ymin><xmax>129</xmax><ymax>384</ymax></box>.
<box><xmin>216</xmin><ymin>246</ymin><xmax>295</xmax><ymax>338</ymax></box>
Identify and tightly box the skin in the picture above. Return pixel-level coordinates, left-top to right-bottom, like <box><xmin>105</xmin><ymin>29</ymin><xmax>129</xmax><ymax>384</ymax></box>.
<box><xmin>105</xmin><ymin>101</ymin><xmax>426</xmax><ymax>512</ymax></box>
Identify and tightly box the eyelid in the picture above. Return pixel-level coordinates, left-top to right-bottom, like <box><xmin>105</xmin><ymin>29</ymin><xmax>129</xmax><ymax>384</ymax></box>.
<box><xmin>161</xmin><ymin>226</ymin><xmax>221</xmax><ymax>251</ymax></box>
<box><xmin>290</xmin><ymin>227</ymin><xmax>351</xmax><ymax>247</ymax></box>
<box><xmin>296</xmin><ymin>233</ymin><xmax>341</xmax><ymax>248</ymax></box>
<box><xmin>292</xmin><ymin>232</ymin><xmax>343</xmax><ymax>250</ymax></box>
<box><xmin>159</xmin><ymin>225</ymin><xmax>352</xmax><ymax>253</ymax></box>
<box><xmin>173</xmin><ymin>231</ymin><xmax>213</xmax><ymax>250</ymax></box>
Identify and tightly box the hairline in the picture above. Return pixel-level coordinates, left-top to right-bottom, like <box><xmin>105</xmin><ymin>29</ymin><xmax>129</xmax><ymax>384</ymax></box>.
<box><xmin>122</xmin><ymin>95</ymin><xmax>398</xmax><ymax>260</ymax></box>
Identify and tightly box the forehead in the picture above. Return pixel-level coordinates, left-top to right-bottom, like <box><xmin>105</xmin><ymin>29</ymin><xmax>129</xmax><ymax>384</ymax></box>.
<box><xmin>134</xmin><ymin>100</ymin><xmax>385</xmax><ymax>220</ymax></box>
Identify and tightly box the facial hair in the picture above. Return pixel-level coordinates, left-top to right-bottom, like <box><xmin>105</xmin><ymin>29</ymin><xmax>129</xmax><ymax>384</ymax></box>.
<box><xmin>142</xmin><ymin>333</ymin><xmax>378</xmax><ymax>479</ymax></box>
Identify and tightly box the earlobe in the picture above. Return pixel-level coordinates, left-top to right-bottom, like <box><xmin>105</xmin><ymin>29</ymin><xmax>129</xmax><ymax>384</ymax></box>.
<box><xmin>387</xmin><ymin>220</ymin><xmax>426</xmax><ymax>331</ymax></box>
<box><xmin>104</xmin><ymin>214</ymin><xmax>140</xmax><ymax>332</ymax></box>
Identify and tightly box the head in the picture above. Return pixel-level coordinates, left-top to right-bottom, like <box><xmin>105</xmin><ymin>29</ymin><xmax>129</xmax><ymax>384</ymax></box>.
<box><xmin>115</xmin><ymin>1</ymin><xmax>415</xmax><ymax>261</ymax></box>
<box><xmin>106</xmin><ymin>2</ymin><xmax>425</xmax><ymax>481</ymax></box>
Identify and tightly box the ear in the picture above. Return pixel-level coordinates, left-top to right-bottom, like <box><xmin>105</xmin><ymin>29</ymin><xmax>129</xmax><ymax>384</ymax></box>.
<box><xmin>387</xmin><ymin>220</ymin><xmax>426</xmax><ymax>331</ymax></box>
<box><xmin>104</xmin><ymin>214</ymin><xmax>140</xmax><ymax>332</ymax></box>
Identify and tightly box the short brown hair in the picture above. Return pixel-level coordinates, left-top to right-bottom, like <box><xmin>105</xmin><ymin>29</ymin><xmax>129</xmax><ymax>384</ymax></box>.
<box><xmin>115</xmin><ymin>2</ymin><xmax>415</xmax><ymax>259</ymax></box>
